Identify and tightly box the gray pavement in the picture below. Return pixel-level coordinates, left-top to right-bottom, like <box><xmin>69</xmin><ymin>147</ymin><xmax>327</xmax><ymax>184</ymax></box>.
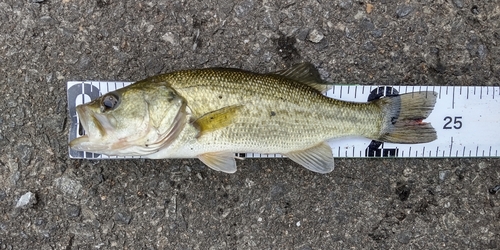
<box><xmin>1</xmin><ymin>0</ymin><xmax>499</xmax><ymax>249</ymax></box>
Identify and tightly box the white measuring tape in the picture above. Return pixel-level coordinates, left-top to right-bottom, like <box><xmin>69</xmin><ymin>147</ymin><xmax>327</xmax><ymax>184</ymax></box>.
<box><xmin>67</xmin><ymin>81</ymin><xmax>500</xmax><ymax>159</ymax></box>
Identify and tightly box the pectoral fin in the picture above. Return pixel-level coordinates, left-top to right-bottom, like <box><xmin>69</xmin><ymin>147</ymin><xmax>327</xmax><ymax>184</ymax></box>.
<box><xmin>193</xmin><ymin>105</ymin><xmax>242</xmax><ymax>137</ymax></box>
<box><xmin>286</xmin><ymin>142</ymin><xmax>334</xmax><ymax>174</ymax></box>
<box><xmin>198</xmin><ymin>152</ymin><xmax>238</xmax><ymax>173</ymax></box>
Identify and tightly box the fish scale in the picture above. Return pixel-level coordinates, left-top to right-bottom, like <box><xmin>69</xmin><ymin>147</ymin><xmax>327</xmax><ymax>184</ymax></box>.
<box><xmin>141</xmin><ymin>68</ymin><xmax>382</xmax><ymax>151</ymax></box>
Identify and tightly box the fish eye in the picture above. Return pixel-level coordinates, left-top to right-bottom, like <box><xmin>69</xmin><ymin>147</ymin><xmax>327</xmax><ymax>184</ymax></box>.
<box><xmin>100</xmin><ymin>93</ymin><xmax>120</xmax><ymax>112</ymax></box>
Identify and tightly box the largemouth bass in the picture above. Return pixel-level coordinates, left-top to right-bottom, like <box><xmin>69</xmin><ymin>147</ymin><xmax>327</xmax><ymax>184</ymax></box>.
<box><xmin>69</xmin><ymin>63</ymin><xmax>437</xmax><ymax>173</ymax></box>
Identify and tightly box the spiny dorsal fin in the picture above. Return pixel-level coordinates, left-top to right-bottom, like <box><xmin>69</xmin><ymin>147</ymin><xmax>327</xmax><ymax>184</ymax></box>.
<box><xmin>271</xmin><ymin>62</ymin><xmax>330</xmax><ymax>93</ymax></box>
<box><xmin>286</xmin><ymin>142</ymin><xmax>334</xmax><ymax>174</ymax></box>
<box><xmin>193</xmin><ymin>105</ymin><xmax>242</xmax><ymax>137</ymax></box>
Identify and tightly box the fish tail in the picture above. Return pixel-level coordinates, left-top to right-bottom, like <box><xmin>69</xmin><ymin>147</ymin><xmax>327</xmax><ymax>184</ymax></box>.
<box><xmin>375</xmin><ymin>91</ymin><xmax>437</xmax><ymax>143</ymax></box>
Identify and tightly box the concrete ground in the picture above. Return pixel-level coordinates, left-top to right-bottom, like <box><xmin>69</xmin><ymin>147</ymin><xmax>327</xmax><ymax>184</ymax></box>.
<box><xmin>1</xmin><ymin>0</ymin><xmax>499</xmax><ymax>249</ymax></box>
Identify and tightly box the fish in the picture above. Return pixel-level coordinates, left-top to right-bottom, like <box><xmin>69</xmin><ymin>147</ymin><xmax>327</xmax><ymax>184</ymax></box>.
<box><xmin>69</xmin><ymin>63</ymin><xmax>437</xmax><ymax>174</ymax></box>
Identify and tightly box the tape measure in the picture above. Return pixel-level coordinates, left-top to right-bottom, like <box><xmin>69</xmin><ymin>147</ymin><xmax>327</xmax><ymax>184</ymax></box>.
<box><xmin>67</xmin><ymin>81</ymin><xmax>500</xmax><ymax>159</ymax></box>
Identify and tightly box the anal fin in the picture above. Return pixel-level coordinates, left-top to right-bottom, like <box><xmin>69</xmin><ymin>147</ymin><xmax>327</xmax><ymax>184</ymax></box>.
<box><xmin>198</xmin><ymin>152</ymin><xmax>238</xmax><ymax>173</ymax></box>
<box><xmin>286</xmin><ymin>142</ymin><xmax>334</xmax><ymax>174</ymax></box>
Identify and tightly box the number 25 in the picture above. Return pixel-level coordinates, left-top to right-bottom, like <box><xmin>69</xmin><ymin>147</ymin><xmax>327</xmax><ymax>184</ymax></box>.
<box><xmin>443</xmin><ymin>116</ymin><xmax>462</xmax><ymax>129</ymax></box>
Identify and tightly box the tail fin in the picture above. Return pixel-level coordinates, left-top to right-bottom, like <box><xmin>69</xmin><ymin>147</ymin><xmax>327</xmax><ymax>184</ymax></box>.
<box><xmin>376</xmin><ymin>91</ymin><xmax>437</xmax><ymax>144</ymax></box>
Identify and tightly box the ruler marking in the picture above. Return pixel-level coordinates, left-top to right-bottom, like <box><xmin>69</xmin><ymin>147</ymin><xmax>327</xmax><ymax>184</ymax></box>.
<box><xmin>449</xmin><ymin>137</ymin><xmax>453</xmax><ymax>157</ymax></box>
<box><xmin>480</xmin><ymin>86</ymin><xmax>483</xmax><ymax>99</ymax></box>
<box><xmin>340</xmin><ymin>85</ymin><xmax>343</xmax><ymax>98</ymax></box>
<box><xmin>354</xmin><ymin>85</ymin><xmax>357</xmax><ymax>98</ymax></box>
<box><xmin>467</xmin><ymin>86</ymin><xmax>469</xmax><ymax>99</ymax></box>
<box><xmin>490</xmin><ymin>146</ymin><xmax>492</xmax><ymax>157</ymax></box>
<box><xmin>452</xmin><ymin>86</ymin><xmax>455</xmax><ymax>109</ymax></box>
<box><xmin>476</xmin><ymin>146</ymin><xmax>479</xmax><ymax>157</ymax></box>
<box><xmin>81</xmin><ymin>82</ymin><xmax>86</xmax><ymax>103</ymax></box>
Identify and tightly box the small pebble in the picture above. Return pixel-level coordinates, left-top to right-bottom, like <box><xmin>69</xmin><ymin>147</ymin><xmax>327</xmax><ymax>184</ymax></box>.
<box><xmin>478</xmin><ymin>162</ymin><xmax>488</xmax><ymax>169</ymax></box>
<box><xmin>489</xmin><ymin>185</ymin><xmax>500</xmax><ymax>195</ymax></box>
<box><xmin>396</xmin><ymin>5</ymin><xmax>413</xmax><ymax>18</ymax></box>
<box><xmin>67</xmin><ymin>205</ymin><xmax>81</xmax><ymax>217</ymax></box>
<box><xmin>452</xmin><ymin>0</ymin><xmax>464</xmax><ymax>8</ymax></box>
<box><xmin>114</xmin><ymin>212</ymin><xmax>132</xmax><ymax>224</ymax></box>
<box><xmin>471</xmin><ymin>5</ymin><xmax>479</xmax><ymax>15</ymax></box>
<box><xmin>366</xmin><ymin>3</ymin><xmax>374</xmax><ymax>14</ymax></box>
<box><xmin>439</xmin><ymin>170</ymin><xmax>450</xmax><ymax>181</ymax></box>
<box><xmin>362</xmin><ymin>41</ymin><xmax>377</xmax><ymax>52</ymax></box>
<box><xmin>397</xmin><ymin>231</ymin><xmax>411</xmax><ymax>244</ymax></box>
<box><xmin>0</xmin><ymin>190</ymin><xmax>6</xmax><ymax>201</ymax></box>
<box><xmin>16</xmin><ymin>192</ymin><xmax>37</xmax><ymax>208</ymax></box>
<box><xmin>371</xmin><ymin>29</ymin><xmax>383</xmax><ymax>38</ymax></box>
<box><xmin>308</xmin><ymin>29</ymin><xmax>324</xmax><ymax>43</ymax></box>
<box><xmin>161</xmin><ymin>32</ymin><xmax>179</xmax><ymax>46</ymax></box>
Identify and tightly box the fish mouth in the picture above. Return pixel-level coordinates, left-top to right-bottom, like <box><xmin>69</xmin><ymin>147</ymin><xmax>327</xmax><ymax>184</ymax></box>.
<box><xmin>69</xmin><ymin>105</ymin><xmax>91</xmax><ymax>150</ymax></box>
<box><xmin>70</xmin><ymin>105</ymin><xmax>110</xmax><ymax>151</ymax></box>
<box><xmin>74</xmin><ymin>105</ymin><xmax>111</xmax><ymax>138</ymax></box>
<box><xmin>75</xmin><ymin>105</ymin><xmax>91</xmax><ymax>137</ymax></box>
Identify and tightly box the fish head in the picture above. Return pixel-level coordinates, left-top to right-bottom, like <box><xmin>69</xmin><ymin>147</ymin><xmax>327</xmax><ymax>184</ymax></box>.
<box><xmin>69</xmin><ymin>83</ymin><xmax>187</xmax><ymax>156</ymax></box>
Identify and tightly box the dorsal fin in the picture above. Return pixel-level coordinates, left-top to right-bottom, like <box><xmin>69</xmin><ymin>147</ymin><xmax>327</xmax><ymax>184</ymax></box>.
<box><xmin>270</xmin><ymin>62</ymin><xmax>330</xmax><ymax>93</ymax></box>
